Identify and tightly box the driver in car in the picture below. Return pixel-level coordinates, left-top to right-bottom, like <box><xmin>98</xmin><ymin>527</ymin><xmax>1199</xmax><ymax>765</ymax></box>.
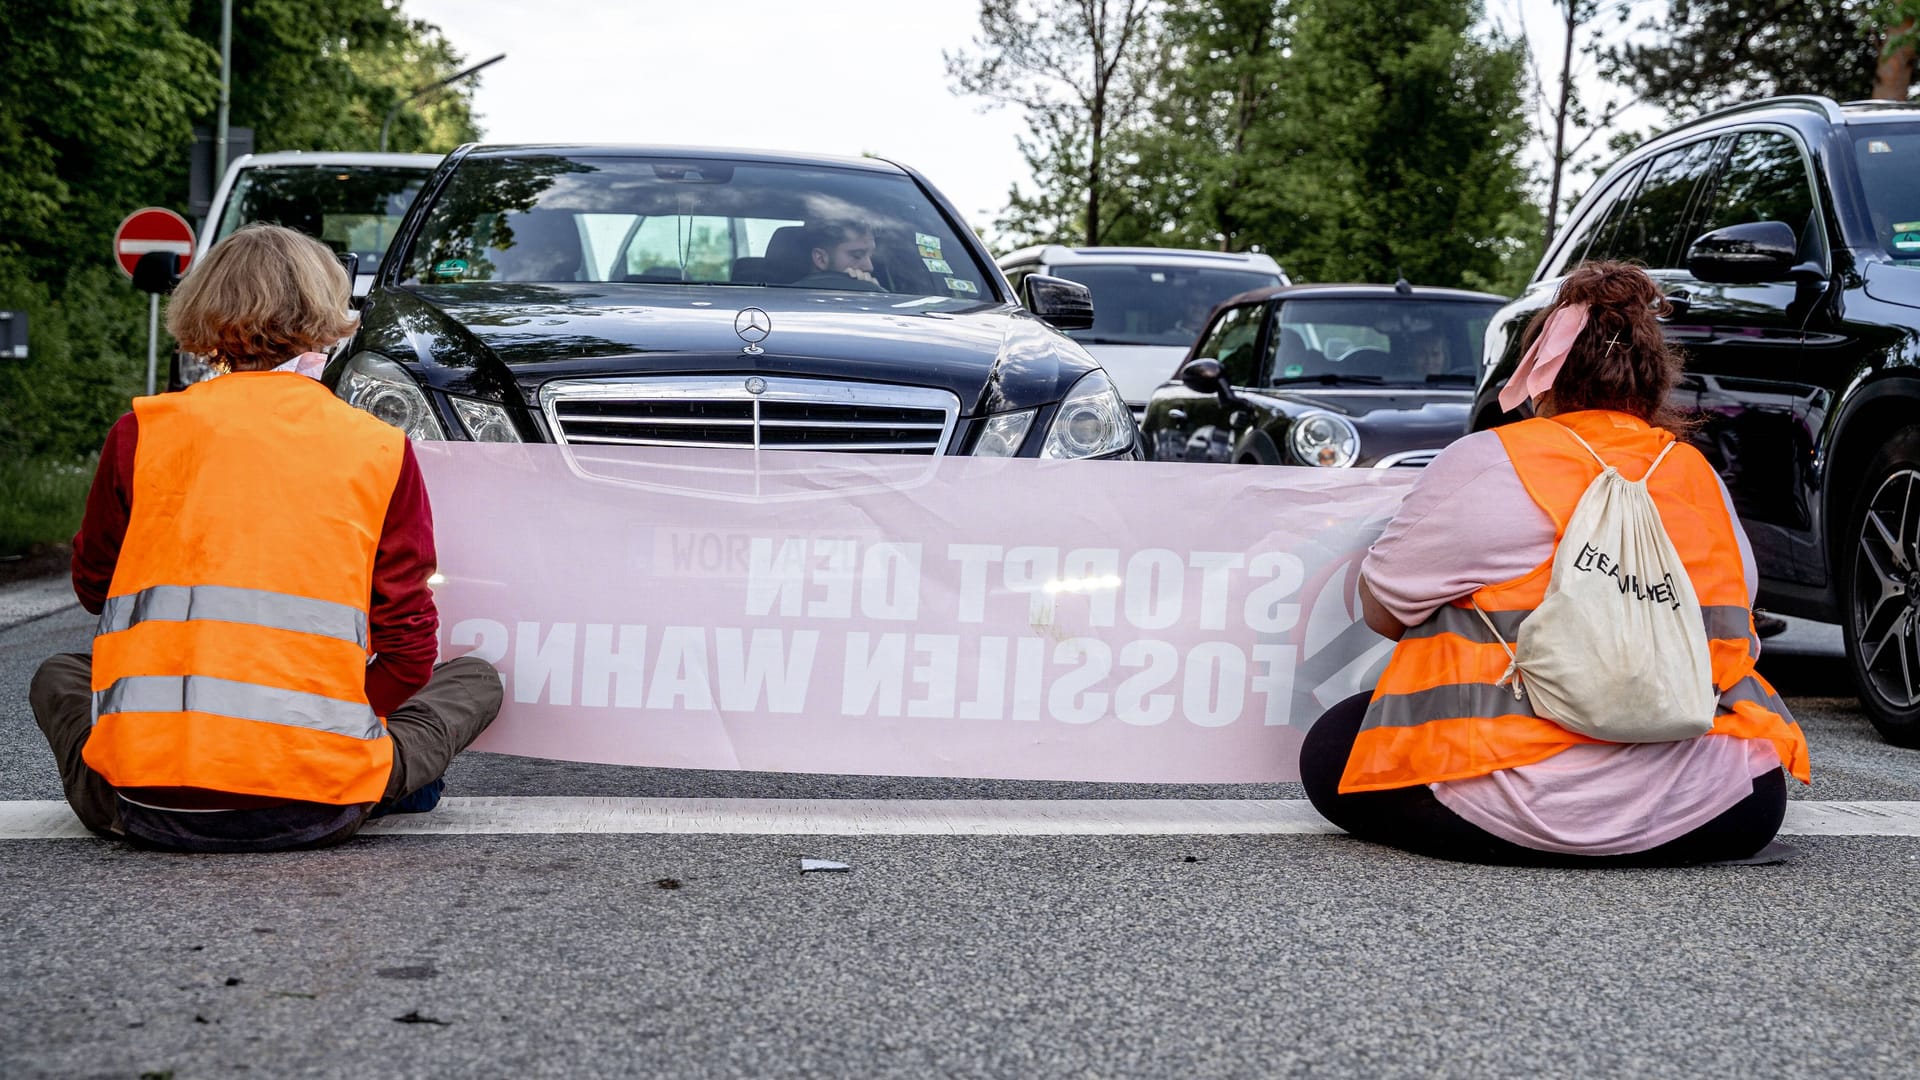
<box><xmin>794</xmin><ymin>219</ymin><xmax>884</xmax><ymax>291</ymax></box>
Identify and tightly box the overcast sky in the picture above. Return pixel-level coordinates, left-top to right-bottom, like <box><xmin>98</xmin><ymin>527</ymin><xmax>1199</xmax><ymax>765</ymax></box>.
<box><xmin>404</xmin><ymin>0</ymin><xmax>1657</xmax><ymax>243</ymax></box>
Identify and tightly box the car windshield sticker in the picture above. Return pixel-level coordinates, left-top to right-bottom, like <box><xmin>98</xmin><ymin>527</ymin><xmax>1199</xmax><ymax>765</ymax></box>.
<box><xmin>1869</xmin><ymin>140</ymin><xmax>1894</xmax><ymax>154</ymax></box>
<box><xmin>916</xmin><ymin>232</ymin><xmax>944</xmax><ymax>260</ymax></box>
<box><xmin>945</xmin><ymin>277</ymin><xmax>978</xmax><ymax>294</ymax></box>
<box><xmin>923</xmin><ymin>257</ymin><xmax>953</xmax><ymax>274</ymax></box>
<box><xmin>1282</xmin><ymin>363</ymin><xmax>1304</xmax><ymax>378</ymax></box>
<box><xmin>434</xmin><ymin>258</ymin><xmax>469</xmax><ymax>278</ymax></box>
<box><xmin>1894</xmin><ymin>222</ymin><xmax>1920</xmax><ymax>253</ymax></box>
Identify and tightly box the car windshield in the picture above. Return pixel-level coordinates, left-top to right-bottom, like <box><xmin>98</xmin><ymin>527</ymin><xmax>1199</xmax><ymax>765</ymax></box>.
<box><xmin>1270</xmin><ymin>298</ymin><xmax>1499</xmax><ymax>387</ymax></box>
<box><xmin>1853</xmin><ymin>124</ymin><xmax>1920</xmax><ymax>263</ymax></box>
<box><xmin>399</xmin><ymin>155</ymin><xmax>995</xmax><ymax>302</ymax></box>
<box><xmin>1049</xmin><ymin>265</ymin><xmax>1279</xmax><ymax>346</ymax></box>
<box><xmin>215</xmin><ymin>165</ymin><xmax>430</xmax><ymax>267</ymax></box>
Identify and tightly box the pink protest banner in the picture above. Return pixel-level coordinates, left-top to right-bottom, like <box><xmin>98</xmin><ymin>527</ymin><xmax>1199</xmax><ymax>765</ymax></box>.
<box><xmin>415</xmin><ymin>444</ymin><xmax>1412</xmax><ymax>783</ymax></box>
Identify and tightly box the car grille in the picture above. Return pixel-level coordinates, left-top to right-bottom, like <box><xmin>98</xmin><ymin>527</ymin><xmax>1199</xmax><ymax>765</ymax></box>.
<box><xmin>1372</xmin><ymin>449</ymin><xmax>1440</xmax><ymax>468</ymax></box>
<box><xmin>538</xmin><ymin>376</ymin><xmax>961</xmax><ymax>454</ymax></box>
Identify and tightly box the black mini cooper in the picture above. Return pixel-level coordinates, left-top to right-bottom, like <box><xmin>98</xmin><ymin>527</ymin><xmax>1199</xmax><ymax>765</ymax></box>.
<box><xmin>1141</xmin><ymin>283</ymin><xmax>1505</xmax><ymax>469</ymax></box>
<box><xmin>325</xmin><ymin>144</ymin><xmax>1138</xmax><ymax>461</ymax></box>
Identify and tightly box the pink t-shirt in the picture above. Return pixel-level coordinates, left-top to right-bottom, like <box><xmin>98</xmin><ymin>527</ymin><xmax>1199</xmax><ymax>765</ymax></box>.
<box><xmin>1360</xmin><ymin>428</ymin><xmax>1780</xmax><ymax>855</ymax></box>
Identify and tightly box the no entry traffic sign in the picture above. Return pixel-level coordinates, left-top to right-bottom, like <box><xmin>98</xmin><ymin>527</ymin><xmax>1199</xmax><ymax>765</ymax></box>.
<box><xmin>113</xmin><ymin>207</ymin><xmax>195</xmax><ymax>279</ymax></box>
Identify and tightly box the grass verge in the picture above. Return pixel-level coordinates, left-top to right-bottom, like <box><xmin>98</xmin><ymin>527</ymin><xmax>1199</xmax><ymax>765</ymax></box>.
<box><xmin>0</xmin><ymin>455</ymin><xmax>92</xmax><ymax>558</ymax></box>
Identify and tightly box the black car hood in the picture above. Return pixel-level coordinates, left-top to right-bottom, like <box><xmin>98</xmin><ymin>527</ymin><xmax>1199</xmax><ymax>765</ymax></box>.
<box><xmin>1260</xmin><ymin>385</ymin><xmax>1473</xmax><ymax>464</ymax></box>
<box><xmin>354</xmin><ymin>283</ymin><xmax>1099</xmax><ymax>415</ymax></box>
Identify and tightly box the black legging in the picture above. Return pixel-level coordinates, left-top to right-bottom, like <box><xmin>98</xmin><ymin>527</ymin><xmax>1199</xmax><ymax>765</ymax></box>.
<box><xmin>1300</xmin><ymin>692</ymin><xmax>1788</xmax><ymax>867</ymax></box>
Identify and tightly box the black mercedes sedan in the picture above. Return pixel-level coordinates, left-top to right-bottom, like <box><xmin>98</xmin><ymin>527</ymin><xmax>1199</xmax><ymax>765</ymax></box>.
<box><xmin>325</xmin><ymin>144</ymin><xmax>1138</xmax><ymax>460</ymax></box>
<box><xmin>1140</xmin><ymin>283</ymin><xmax>1505</xmax><ymax>469</ymax></box>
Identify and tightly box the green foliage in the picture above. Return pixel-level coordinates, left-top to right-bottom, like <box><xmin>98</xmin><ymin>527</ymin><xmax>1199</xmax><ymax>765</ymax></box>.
<box><xmin>0</xmin><ymin>262</ymin><xmax>148</xmax><ymax>460</ymax></box>
<box><xmin>0</xmin><ymin>454</ymin><xmax>96</xmax><ymax>555</ymax></box>
<box><xmin>184</xmin><ymin>0</ymin><xmax>481</xmax><ymax>154</ymax></box>
<box><xmin>1078</xmin><ymin>0</ymin><xmax>1541</xmax><ymax>292</ymax></box>
<box><xmin>0</xmin><ymin>0</ymin><xmax>478</xmax><ymax>471</ymax></box>
<box><xmin>949</xmin><ymin>0</ymin><xmax>1159</xmax><ymax>246</ymax></box>
<box><xmin>0</xmin><ymin>0</ymin><xmax>219</xmax><ymax>286</ymax></box>
<box><xmin>1607</xmin><ymin>0</ymin><xmax>1917</xmax><ymax>113</ymax></box>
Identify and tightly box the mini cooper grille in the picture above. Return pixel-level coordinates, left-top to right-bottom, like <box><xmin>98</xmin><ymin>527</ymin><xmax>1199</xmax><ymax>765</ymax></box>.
<box><xmin>1373</xmin><ymin>449</ymin><xmax>1440</xmax><ymax>469</ymax></box>
<box><xmin>539</xmin><ymin>377</ymin><xmax>961</xmax><ymax>455</ymax></box>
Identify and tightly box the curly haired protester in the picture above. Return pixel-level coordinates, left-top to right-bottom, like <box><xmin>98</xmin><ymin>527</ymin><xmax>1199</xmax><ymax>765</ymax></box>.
<box><xmin>28</xmin><ymin>223</ymin><xmax>501</xmax><ymax>852</ymax></box>
<box><xmin>1300</xmin><ymin>260</ymin><xmax>1810</xmax><ymax>866</ymax></box>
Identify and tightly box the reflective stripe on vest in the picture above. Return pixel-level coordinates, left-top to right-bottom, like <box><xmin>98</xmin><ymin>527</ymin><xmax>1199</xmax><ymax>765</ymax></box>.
<box><xmin>93</xmin><ymin>674</ymin><xmax>383</xmax><ymax>740</ymax></box>
<box><xmin>97</xmin><ymin>584</ymin><xmax>369</xmax><ymax>649</ymax></box>
<box><xmin>1401</xmin><ymin>603</ymin><xmax>1760</xmax><ymax>660</ymax></box>
<box><xmin>1339</xmin><ymin>412</ymin><xmax>1811</xmax><ymax>794</ymax></box>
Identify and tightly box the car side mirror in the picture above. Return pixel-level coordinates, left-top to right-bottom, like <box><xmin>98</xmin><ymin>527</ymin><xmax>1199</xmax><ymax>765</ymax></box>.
<box><xmin>1686</xmin><ymin>221</ymin><xmax>1799</xmax><ymax>284</ymax></box>
<box><xmin>1021</xmin><ymin>274</ymin><xmax>1095</xmax><ymax>331</ymax></box>
<box><xmin>1180</xmin><ymin>357</ymin><xmax>1245</xmax><ymax>407</ymax></box>
<box><xmin>131</xmin><ymin>251</ymin><xmax>182</xmax><ymax>295</ymax></box>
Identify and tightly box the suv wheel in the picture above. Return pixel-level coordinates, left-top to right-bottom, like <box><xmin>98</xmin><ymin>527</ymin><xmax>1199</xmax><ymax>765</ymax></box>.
<box><xmin>1843</xmin><ymin>425</ymin><xmax>1920</xmax><ymax>746</ymax></box>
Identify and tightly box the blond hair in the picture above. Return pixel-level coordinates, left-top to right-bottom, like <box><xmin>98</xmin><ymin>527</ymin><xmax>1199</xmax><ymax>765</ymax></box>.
<box><xmin>165</xmin><ymin>223</ymin><xmax>358</xmax><ymax>372</ymax></box>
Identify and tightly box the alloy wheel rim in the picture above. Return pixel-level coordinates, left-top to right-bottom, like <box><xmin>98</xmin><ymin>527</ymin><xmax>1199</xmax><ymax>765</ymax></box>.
<box><xmin>1851</xmin><ymin>468</ymin><xmax>1920</xmax><ymax>710</ymax></box>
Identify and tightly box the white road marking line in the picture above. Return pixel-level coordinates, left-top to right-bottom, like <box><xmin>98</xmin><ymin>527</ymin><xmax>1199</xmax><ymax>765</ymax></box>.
<box><xmin>3</xmin><ymin>798</ymin><xmax>1920</xmax><ymax>840</ymax></box>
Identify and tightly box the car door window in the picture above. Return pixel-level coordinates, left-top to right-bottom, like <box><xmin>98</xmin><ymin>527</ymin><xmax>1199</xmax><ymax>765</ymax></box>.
<box><xmin>1605</xmin><ymin>139</ymin><xmax>1720</xmax><ymax>269</ymax></box>
<box><xmin>1194</xmin><ymin>303</ymin><xmax>1263</xmax><ymax>386</ymax></box>
<box><xmin>1693</xmin><ymin>131</ymin><xmax>1822</xmax><ymax>261</ymax></box>
<box><xmin>1542</xmin><ymin>162</ymin><xmax>1644</xmax><ymax>278</ymax></box>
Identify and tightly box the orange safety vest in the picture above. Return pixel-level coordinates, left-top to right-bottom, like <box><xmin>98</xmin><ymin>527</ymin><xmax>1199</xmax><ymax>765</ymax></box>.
<box><xmin>1340</xmin><ymin>410</ymin><xmax>1811</xmax><ymax>794</ymax></box>
<box><xmin>83</xmin><ymin>372</ymin><xmax>407</xmax><ymax>805</ymax></box>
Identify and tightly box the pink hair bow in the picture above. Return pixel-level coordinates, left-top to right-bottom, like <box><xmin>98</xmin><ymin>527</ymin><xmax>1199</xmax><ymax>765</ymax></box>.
<box><xmin>1499</xmin><ymin>303</ymin><xmax>1589</xmax><ymax>413</ymax></box>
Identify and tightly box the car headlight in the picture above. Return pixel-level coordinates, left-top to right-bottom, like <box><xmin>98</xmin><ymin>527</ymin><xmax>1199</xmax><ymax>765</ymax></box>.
<box><xmin>972</xmin><ymin>409</ymin><xmax>1035</xmax><ymax>457</ymax></box>
<box><xmin>1288</xmin><ymin>411</ymin><xmax>1360</xmax><ymax>467</ymax></box>
<box><xmin>1041</xmin><ymin>370</ymin><xmax>1134</xmax><ymax>459</ymax></box>
<box><xmin>337</xmin><ymin>352</ymin><xmax>447</xmax><ymax>440</ymax></box>
<box><xmin>450</xmin><ymin>397</ymin><xmax>522</xmax><ymax>443</ymax></box>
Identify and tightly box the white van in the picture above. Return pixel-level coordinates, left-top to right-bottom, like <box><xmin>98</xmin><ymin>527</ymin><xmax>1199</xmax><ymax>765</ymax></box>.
<box><xmin>996</xmin><ymin>246</ymin><xmax>1287</xmax><ymax>419</ymax></box>
<box><xmin>174</xmin><ymin>151</ymin><xmax>443</xmax><ymax>387</ymax></box>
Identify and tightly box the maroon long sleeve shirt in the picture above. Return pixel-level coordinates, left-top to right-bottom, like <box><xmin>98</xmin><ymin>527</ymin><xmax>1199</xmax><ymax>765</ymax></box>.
<box><xmin>72</xmin><ymin>412</ymin><xmax>440</xmax><ymax>716</ymax></box>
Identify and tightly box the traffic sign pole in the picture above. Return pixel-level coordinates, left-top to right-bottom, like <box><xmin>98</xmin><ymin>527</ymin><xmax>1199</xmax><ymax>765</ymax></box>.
<box><xmin>146</xmin><ymin>294</ymin><xmax>159</xmax><ymax>396</ymax></box>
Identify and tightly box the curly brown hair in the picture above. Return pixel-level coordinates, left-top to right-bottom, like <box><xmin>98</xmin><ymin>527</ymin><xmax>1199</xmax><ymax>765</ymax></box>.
<box><xmin>1519</xmin><ymin>260</ymin><xmax>1694</xmax><ymax>434</ymax></box>
<box><xmin>164</xmin><ymin>223</ymin><xmax>358</xmax><ymax>372</ymax></box>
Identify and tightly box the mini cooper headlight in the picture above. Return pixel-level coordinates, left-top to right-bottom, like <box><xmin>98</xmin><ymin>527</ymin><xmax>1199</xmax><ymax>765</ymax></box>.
<box><xmin>1288</xmin><ymin>411</ymin><xmax>1360</xmax><ymax>468</ymax></box>
<box><xmin>337</xmin><ymin>352</ymin><xmax>447</xmax><ymax>440</ymax></box>
<box><xmin>1042</xmin><ymin>370</ymin><xmax>1134</xmax><ymax>459</ymax></box>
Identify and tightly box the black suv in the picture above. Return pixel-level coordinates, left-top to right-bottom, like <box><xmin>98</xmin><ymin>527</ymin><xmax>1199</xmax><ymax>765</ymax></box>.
<box><xmin>1475</xmin><ymin>96</ymin><xmax>1920</xmax><ymax>745</ymax></box>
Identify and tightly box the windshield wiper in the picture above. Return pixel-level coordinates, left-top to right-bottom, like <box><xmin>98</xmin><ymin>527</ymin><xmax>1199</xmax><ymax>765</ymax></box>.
<box><xmin>1267</xmin><ymin>373</ymin><xmax>1386</xmax><ymax>386</ymax></box>
<box><xmin>1424</xmin><ymin>373</ymin><xmax>1477</xmax><ymax>385</ymax></box>
<box><xmin>1071</xmin><ymin>335</ymin><xmax>1160</xmax><ymax>345</ymax></box>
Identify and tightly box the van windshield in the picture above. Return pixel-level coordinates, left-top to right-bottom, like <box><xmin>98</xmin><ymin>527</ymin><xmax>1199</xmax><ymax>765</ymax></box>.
<box><xmin>1853</xmin><ymin>124</ymin><xmax>1920</xmax><ymax>262</ymax></box>
<box><xmin>1048</xmin><ymin>265</ymin><xmax>1280</xmax><ymax>347</ymax></box>
<box><xmin>215</xmin><ymin>165</ymin><xmax>431</xmax><ymax>266</ymax></box>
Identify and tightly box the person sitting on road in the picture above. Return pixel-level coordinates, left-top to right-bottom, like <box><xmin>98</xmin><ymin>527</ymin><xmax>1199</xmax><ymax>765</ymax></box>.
<box><xmin>1299</xmin><ymin>260</ymin><xmax>1811</xmax><ymax>866</ymax></box>
<box><xmin>791</xmin><ymin>219</ymin><xmax>885</xmax><ymax>291</ymax></box>
<box><xmin>28</xmin><ymin>223</ymin><xmax>503</xmax><ymax>853</ymax></box>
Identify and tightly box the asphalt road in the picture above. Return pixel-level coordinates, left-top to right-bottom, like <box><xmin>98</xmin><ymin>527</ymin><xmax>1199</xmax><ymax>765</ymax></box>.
<box><xmin>4</xmin><ymin>585</ymin><xmax>1918</xmax><ymax>1079</ymax></box>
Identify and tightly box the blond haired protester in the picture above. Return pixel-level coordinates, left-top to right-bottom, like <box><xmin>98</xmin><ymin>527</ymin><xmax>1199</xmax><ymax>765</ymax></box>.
<box><xmin>1300</xmin><ymin>261</ymin><xmax>1811</xmax><ymax>866</ymax></box>
<box><xmin>29</xmin><ymin>224</ymin><xmax>502</xmax><ymax>852</ymax></box>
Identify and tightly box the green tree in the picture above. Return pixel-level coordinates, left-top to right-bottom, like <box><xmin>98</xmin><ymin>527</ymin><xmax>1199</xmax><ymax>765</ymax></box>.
<box><xmin>0</xmin><ymin>0</ymin><xmax>480</xmax><ymax>469</ymax></box>
<box><xmin>1127</xmin><ymin>0</ymin><xmax>1538</xmax><ymax>291</ymax></box>
<box><xmin>948</xmin><ymin>0</ymin><xmax>1160</xmax><ymax>246</ymax></box>
<box><xmin>1607</xmin><ymin>0</ymin><xmax>1920</xmax><ymax>114</ymax></box>
<box><xmin>185</xmin><ymin>0</ymin><xmax>482</xmax><ymax>154</ymax></box>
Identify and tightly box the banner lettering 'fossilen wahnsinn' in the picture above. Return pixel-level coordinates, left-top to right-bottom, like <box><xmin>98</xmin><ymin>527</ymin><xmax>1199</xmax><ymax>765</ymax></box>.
<box><xmin>415</xmin><ymin>443</ymin><xmax>1414</xmax><ymax>783</ymax></box>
